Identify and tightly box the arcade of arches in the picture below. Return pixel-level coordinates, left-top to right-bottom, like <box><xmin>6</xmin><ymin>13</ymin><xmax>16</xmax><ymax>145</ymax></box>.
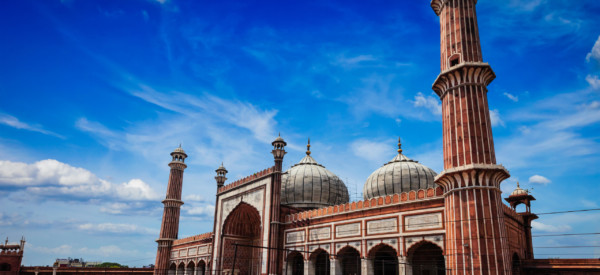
<box><xmin>167</xmin><ymin>261</ymin><xmax>206</xmax><ymax>275</ymax></box>
<box><xmin>284</xmin><ymin>242</ymin><xmax>444</xmax><ymax>275</ymax></box>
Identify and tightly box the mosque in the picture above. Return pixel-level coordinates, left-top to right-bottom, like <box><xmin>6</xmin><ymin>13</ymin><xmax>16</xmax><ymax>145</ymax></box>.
<box><xmin>150</xmin><ymin>1</ymin><xmax>594</xmax><ymax>275</ymax></box>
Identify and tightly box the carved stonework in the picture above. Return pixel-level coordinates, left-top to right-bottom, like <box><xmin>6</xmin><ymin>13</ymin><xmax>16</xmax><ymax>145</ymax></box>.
<box><xmin>188</xmin><ymin>247</ymin><xmax>197</xmax><ymax>256</ymax></box>
<box><xmin>286</xmin><ymin>231</ymin><xmax>305</xmax><ymax>244</ymax></box>
<box><xmin>198</xmin><ymin>245</ymin><xmax>209</xmax><ymax>255</ymax></box>
<box><xmin>404</xmin><ymin>212</ymin><xmax>442</xmax><ymax>231</ymax></box>
<box><xmin>309</xmin><ymin>227</ymin><xmax>330</xmax><ymax>241</ymax></box>
<box><xmin>336</xmin><ymin>223</ymin><xmax>361</xmax><ymax>238</ymax></box>
<box><xmin>367</xmin><ymin>218</ymin><xmax>398</xmax><ymax>234</ymax></box>
<box><xmin>221</xmin><ymin>187</ymin><xmax>265</xmax><ymax>226</ymax></box>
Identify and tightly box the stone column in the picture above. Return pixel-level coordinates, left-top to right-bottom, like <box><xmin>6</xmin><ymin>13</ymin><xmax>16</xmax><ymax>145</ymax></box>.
<box><xmin>398</xmin><ymin>256</ymin><xmax>408</xmax><ymax>275</ymax></box>
<box><xmin>306</xmin><ymin>260</ymin><xmax>314</xmax><ymax>275</ymax></box>
<box><xmin>330</xmin><ymin>257</ymin><xmax>339</xmax><ymax>275</ymax></box>
<box><xmin>52</xmin><ymin>267</ymin><xmax>57</xmax><ymax>275</ymax></box>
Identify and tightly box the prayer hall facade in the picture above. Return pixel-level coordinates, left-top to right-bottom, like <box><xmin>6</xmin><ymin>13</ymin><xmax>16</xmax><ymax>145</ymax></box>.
<box><xmin>152</xmin><ymin>1</ymin><xmax>600</xmax><ymax>275</ymax></box>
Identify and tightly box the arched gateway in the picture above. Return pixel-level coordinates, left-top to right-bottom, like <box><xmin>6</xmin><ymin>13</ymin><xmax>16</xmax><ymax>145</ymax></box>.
<box><xmin>221</xmin><ymin>202</ymin><xmax>262</xmax><ymax>275</ymax></box>
<box><xmin>369</xmin><ymin>244</ymin><xmax>398</xmax><ymax>275</ymax></box>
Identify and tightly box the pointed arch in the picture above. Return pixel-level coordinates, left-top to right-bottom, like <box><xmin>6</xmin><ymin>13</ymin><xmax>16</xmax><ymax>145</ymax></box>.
<box><xmin>338</xmin><ymin>246</ymin><xmax>361</xmax><ymax>275</ymax></box>
<box><xmin>368</xmin><ymin>243</ymin><xmax>398</xmax><ymax>275</ymax></box>
<box><xmin>220</xmin><ymin>201</ymin><xmax>262</xmax><ymax>275</ymax></box>
<box><xmin>196</xmin><ymin>260</ymin><xmax>206</xmax><ymax>275</ymax></box>
<box><xmin>407</xmin><ymin>241</ymin><xmax>444</xmax><ymax>275</ymax></box>
<box><xmin>310</xmin><ymin>248</ymin><xmax>330</xmax><ymax>275</ymax></box>
<box><xmin>286</xmin><ymin>251</ymin><xmax>304</xmax><ymax>275</ymax></box>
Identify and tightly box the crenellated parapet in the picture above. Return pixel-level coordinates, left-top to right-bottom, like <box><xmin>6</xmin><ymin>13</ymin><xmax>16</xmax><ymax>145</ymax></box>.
<box><xmin>285</xmin><ymin>187</ymin><xmax>444</xmax><ymax>223</ymax></box>
<box><xmin>172</xmin><ymin>232</ymin><xmax>213</xmax><ymax>246</ymax></box>
<box><xmin>432</xmin><ymin>62</ymin><xmax>495</xmax><ymax>98</ymax></box>
<box><xmin>217</xmin><ymin>167</ymin><xmax>274</xmax><ymax>194</ymax></box>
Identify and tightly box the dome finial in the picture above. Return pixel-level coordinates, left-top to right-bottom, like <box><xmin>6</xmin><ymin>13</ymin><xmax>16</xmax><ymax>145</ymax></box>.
<box><xmin>517</xmin><ymin>181</ymin><xmax>520</xmax><ymax>188</ymax></box>
<box><xmin>397</xmin><ymin>137</ymin><xmax>403</xmax><ymax>154</ymax></box>
<box><xmin>306</xmin><ymin>138</ymin><xmax>311</xmax><ymax>155</ymax></box>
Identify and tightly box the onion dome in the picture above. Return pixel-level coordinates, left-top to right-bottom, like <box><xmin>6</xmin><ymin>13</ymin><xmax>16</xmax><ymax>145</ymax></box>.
<box><xmin>363</xmin><ymin>138</ymin><xmax>437</xmax><ymax>200</ymax></box>
<box><xmin>510</xmin><ymin>182</ymin><xmax>528</xmax><ymax>197</ymax></box>
<box><xmin>281</xmin><ymin>139</ymin><xmax>350</xmax><ymax>210</ymax></box>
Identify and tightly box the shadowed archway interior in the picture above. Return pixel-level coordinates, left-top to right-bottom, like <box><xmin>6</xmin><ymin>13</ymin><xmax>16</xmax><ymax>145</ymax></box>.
<box><xmin>338</xmin><ymin>246</ymin><xmax>361</xmax><ymax>275</ymax></box>
<box><xmin>408</xmin><ymin>242</ymin><xmax>444</xmax><ymax>275</ymax></box>
<box><xmin>369</xmin><ymin>244</ymin><xmax>398</xmax><ymax>275</ymax></box>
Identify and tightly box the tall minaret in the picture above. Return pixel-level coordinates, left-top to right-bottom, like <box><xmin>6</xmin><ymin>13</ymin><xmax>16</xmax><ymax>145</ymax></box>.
<box><xmin>268</xmin><ymin>135</ymin><xmax>286</xmax><ymax>275</ymax></box>
<box><xmin>154</xmin><ymin>146</ymin><xmax>187</xmax><ymax>275</ymax></box>
<box><xmin>431</xmin><ymin>1</ymin><xmax>512</xmax><ymax>274</ymax></box>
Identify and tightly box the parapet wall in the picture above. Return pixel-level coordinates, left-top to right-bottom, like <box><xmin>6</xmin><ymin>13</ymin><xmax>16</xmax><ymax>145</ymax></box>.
<box><xmin>285</xmin><ymin>186</ymin><xmax>444</xmax><ymax>223</ymax></box>
<box><xmin>217</xmin><ymin>167</ymin><xmax>274</xmax><ymax>194</ymax></box>
<box><xmin>172</xmin><ymin>232</ymin><xmax>212</xmax><ymax>246</ymax></box>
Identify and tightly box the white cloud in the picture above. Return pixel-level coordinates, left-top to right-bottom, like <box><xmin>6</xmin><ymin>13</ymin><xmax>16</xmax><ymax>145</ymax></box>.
<box><xmin>586</xmin><ymin>35</ymin><xmax>600</xmax><ymax>64</ymax></box>
<box><xmin>185</xmin><ymin>204</ymin><xmax>215</xmax><ymax>217</ymax></box>
<box><xmin>586</xmin><ymin>74</ymin><xmax>600</xmax><ymax>89</ymax></box>
<box><xmin>78</xmin><ymin>223</ymin><xmax>157</xmax><ymax>235</ymax></box>
<box><xmin>413</xmin><ymin>92</ymin><xmax>442</xmax><ymax>115</ymax></box>
<box><xmin>0</xmin><ymin>113</ymin><xmax>64</xmax><ymax>138</ymax></box>
<box><xmin>184</xmin><ymin>194</ymin><xmax>206</xmax><ymax>202</ymax></box>
<box><xmin>351</xmin><ymin>139</ymin><xmax>394</xmax><ymax>164</ymax></box>
<box><xmin>29</xmin><ymin>243</ymin><xmax>74</xmax><ymax>255</ymax></box>
<box><xmin>78</xmin><ymin>245</ymin><xmax>134</xmax><ymax>257</ymax></box>
<box><xmin>0</xmin><ymin>159</ymin><xmax>159</xmax><ymax>201</ymax></box>
<box><xmin>529</xmin><ymin>174</ymin><xmax>551</xmax><ymax>185</ymax></box>
<box><xmin>531</xmin><ymin>221</ymin><xmax>571</xmax><ymax>233</ymax></box>
<box><xmin>503</xmin><ymin>92</ymin><xmax>519</xmax><ymax>102</ymax></box>
<box><xmin>489</xmin><ymin>109</ymin><xmax>505</xmax><ymax>127</ymax></box>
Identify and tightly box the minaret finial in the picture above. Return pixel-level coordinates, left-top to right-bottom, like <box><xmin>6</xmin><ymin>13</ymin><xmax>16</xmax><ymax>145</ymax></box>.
<box><xmin>517</xmin><ymin>181</ymin><xmax>520</xmax><ymax>188</ymax></box>
<box><xmin>306</xmin><ymin>138</ymin><xmax>311</xmax><ymax>155</ymax></box>
<box><xmin>397</xmin><ymin>137</ymin><xmax>403</xmax><ymax>154</ymax></box>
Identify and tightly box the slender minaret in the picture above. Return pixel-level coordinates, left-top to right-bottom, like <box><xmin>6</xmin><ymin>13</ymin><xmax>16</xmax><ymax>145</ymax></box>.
<box><xmin>268</xmin><ymin>134</ymin><xmax>286</xmax><ymax>275</ymax></box>
<box><xmin>215</xmin><ymin>163</ymin><xmax>228</xmax><ymax>188</ymax></box>
<box><xmin>154</xmin><ymin>146</ymin><xmax>187</xmax><ymax>275</ymax></box>
<box><xmin>431</xmin><ymin>1</ymin><xmax>512</xmax><ymax>274</ymax></box>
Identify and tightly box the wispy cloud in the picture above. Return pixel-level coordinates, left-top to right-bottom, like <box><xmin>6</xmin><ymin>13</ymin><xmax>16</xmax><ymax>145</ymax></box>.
<box><xmin>532</xmin><ymin>220</ymin><xmax>571</xmax><ymax>233</ymax></box>
<box><xmin>0</xmin><ymin>113</ymin><xmax>64</xmax><ymax>139</ymax></box>
<box><xmin>350</xmin><ymin>139</ymin><xmax>394</xmax><ymax>165</ymax></box>
<box><xmin>78</xmin><ymin>222</ymin><xmax>157</xmax><ymax>235</ymax></box>
<box><xmin>503</xmin><ymin>92</ymin><xmax>519</xmax><ymax>102</ymax></box>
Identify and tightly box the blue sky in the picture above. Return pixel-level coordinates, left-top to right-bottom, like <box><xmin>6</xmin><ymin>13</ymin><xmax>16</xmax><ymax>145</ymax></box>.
<box><xmin>1</xmin><ymin>0</ymin><xmax>599</xmax><ymax>266</ymax></box>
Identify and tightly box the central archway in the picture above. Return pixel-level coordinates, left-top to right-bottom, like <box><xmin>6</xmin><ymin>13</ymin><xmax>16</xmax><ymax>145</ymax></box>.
<box><xmin>338</xmin><ymin>246</ymin><xmax>361</xmax><ymax>275</ymax></box>
<box><xmin>310</xmin><ymin>249</ymin><xmax>330</xmax><ymax>275</ymax></box>
<box><xmin>369</xmin><ymin>244</ymin><xmax>398</xmax><ymax>275</ymax></box>
<box><xmin>408</xmin><ymin>242</ymin><xmax>444</xmax><ymax>275</ymax></box>
<box><xmin>221</xmin><ymin>202</ymin><xmax>262</xmax><ymax>275</ymax></box>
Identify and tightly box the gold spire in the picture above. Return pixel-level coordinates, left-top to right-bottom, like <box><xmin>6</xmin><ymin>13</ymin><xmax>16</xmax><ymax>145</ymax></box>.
<box><xmin>517</xmin><ymin>181</ymin><xmax>521</xmax><ymax>188</ymax></box>
<box><xmin>306</xmin><ymin>138</ymin><xmax>311</xmax><ymax>155</ymax></box>
<box><xmin>397</xmin><ymin>137</ymin><xmax>403</xmax><ymax>154</ymax></box>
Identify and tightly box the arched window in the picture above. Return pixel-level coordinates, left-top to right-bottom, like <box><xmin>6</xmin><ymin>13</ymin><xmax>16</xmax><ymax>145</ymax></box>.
<box><xmin>338</xmin><ymin>246</ymin><xmax>361</xmax><ymax>275</ymax></box>
<box><xmin>310</xmin><ymin>249</ymin><xmax>330</xmax><ymax>275</ymax></box>
<box><xmin>286</xmin><ymin>251</ymin><xmax>304</xmax><ymax>275</ymax></box>
<box><xmin>408</xmin><ymin>242</ymin><xmax>444</xmax><ymax>275</ymax></box>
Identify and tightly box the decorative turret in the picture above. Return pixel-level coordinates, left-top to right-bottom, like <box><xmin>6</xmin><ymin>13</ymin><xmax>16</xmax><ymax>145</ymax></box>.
<box><xmin>154</xmin><ymin>146</ymin><xmax>188</xmax><ymax>275</ymax></box>
<box><xmin>271</xmin><ymin>133</ymin><xmax>287</xmax><ymax>166</ymax></box>
<box><xmin>215</xmin><ymin>163</ymin><xmax>228</xmax><ymax>188</ymax></box>
<box><xmin>505</xmin><ymin>182</ymin><xmax>538</xmax><ymax>260</ymax></box>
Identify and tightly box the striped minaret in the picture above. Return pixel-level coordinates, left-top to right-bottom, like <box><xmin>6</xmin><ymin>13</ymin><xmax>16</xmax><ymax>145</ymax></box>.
<box><xmin>431</xmin><ymin>1</ymin><xmax>512</xmax><ymax>274</ymax></box>
<box><xmin>154</xmin><ymin>146</ymin><xmax>187</xmax><ymax>275</ymax></box>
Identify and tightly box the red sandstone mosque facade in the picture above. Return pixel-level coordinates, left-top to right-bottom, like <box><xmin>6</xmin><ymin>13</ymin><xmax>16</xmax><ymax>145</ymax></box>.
<box><xmin>151</xmin><ymin>1</ymin><xmax>597</xmax><ymax>275</ymax></box>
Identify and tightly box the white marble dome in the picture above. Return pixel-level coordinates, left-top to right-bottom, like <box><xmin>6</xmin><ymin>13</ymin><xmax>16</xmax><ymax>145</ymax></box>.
<box><xmin>363</xmin><ymin>139</ymin><xmax>437</xmax><ymax>200</ymax></box>
<box><xmin>281</xmin><ymin>142</ymin><xmax>349</xmax><ymax>210</ymax></box>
